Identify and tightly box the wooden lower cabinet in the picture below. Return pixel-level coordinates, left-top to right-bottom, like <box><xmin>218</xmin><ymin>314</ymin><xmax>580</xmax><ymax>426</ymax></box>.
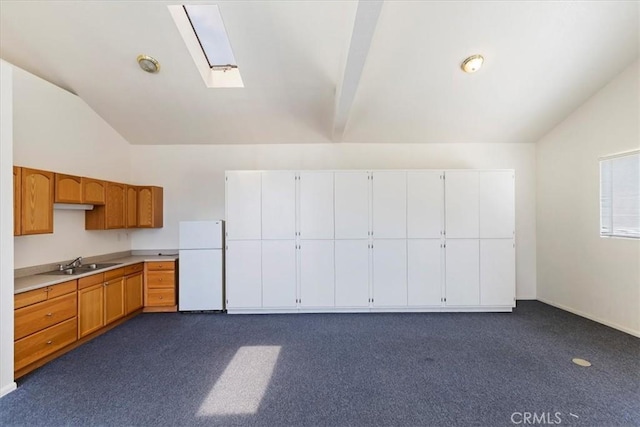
<box><xmin>104</xmin><ymin>278</ymin><xmax>125</xmax><ymax>324</ymax></box>
<box><xmin>14</xmin><ymin>280</ymin><xmax>78</xmax><ymax>373</ymax></box>
<box><xmin>125</xmin><ymin>272</ymin><xmax>144</xmax><ymax>314</ymax></box>
<box><xmin>15</xmin><ymin>318</ymin><xmax>77</xmax><ymax>372</ymax></box>
<box><xmin>78</xmin><ymin>283</ymin><xmax>104</xmax><ymax>338</ymax></box>
<box><xmin>15</xmin><ymin>260</ymin><xmax>175</xmax><ymax>377</ymax></box>
<box><xmin>144</xmin><ymin>261</ymin><xmax>177</xmax><ymax>312</ymax></box>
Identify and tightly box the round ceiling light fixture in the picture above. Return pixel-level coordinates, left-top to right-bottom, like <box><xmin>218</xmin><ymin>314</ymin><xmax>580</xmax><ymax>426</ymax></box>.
<box><xmin>461</xmin><ymin>54</ymin><xmax>484</xmax><ymax>73</ymax></box>
<box><xmin>137</xmin><ymin>54</ymin><xmax>160</xmax><ymax>73</ymax></box>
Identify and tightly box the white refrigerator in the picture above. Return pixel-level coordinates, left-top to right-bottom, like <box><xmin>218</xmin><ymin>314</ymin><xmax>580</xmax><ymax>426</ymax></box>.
<box><xmin>179</xmin><ymin>220</ymin><xmax>224</xmax><ymax>311</ymax></box>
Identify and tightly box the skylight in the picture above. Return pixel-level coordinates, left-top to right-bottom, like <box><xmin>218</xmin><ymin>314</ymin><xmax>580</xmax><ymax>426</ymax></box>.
<box><xmin>183</xmin><ymin>5</ymin><xmax>237</xmax><ymax>70</ymax></box>
<box><xmin>168</xmin><ymin>4</ymin><xmax>243</xmax><ymax>88</ymax></box>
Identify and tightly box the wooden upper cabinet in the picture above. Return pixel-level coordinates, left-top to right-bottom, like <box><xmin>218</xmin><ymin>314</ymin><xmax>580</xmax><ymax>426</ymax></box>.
<box><xmin>54</xmin><ymin>173</ymin><xmax>83</xmax><ymax>204</ymax></box>
<box><xmin>82</xmin><ymin>178</ymin><xmax>105</xmax><ymax>205</ymax></box>
<box><xmin>138</xmin><ymin>186</ymin><xmax>163</xmax><ymax>228</ymax></box>
<box><xmin>13</xmin><ymin>166</ymin><xmax>21</xmax><ymax>236</ymax></box>
<box><xmin>21</xmin><ymin>168</ymin><xmax>54</xmax><ymax>235</ymax></box>
<box><xmin>85</xmin><ymin>181</ymin><xmax>126</xmax><ymax>230</ymax></box>
<box><xmin>126</xmin><ymin>186</ymin><xmax>138</xmax><ymax>228</ymax></box>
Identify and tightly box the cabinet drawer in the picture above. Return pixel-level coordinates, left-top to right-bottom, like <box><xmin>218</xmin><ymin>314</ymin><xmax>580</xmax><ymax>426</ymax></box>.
<box><xmin>104</xmin><ymin>267</ymin><xmax>125</xmax><ymax>282</ymax></box>
<box><xmin>124</xmin><ymin>263</ymin><xmax>144</xmax><ymax>276</ymax></box>
<box><xmin>147</xmin><ymin>271</ymin><xmax>175</xmax><ymax>289</ymax></box>
<box><xmin>78</xmin><ymin>273</ymin><xmax>104</xmax><ymax>290</ymax></box>
<box><xmin>15</xmin><ymin>317</ymin><xmax>77</xmax><ymax>371</ymax></box>
<box><xmin>46</xmin><ymin>280</ymin><xmax>77</xmax><ymax>299</ymax></box>
<box><xmin>15</xmin><ymin>293</ymin><xmax>77</xmax><ymax>340</ymax></box>
<box><xmin>147</xmin><ymin>288</ymin><xmax>175</xmax><ymax>306</ymax></box>
<box><xmin>146</xmin><ymin>261</ymin><xmax>175</xmax><ymax>271</ymax></box>
<box><xmin>15</xmin><ymin>288</ymin><xmax>48</xmax><ymax>310</ymax></box>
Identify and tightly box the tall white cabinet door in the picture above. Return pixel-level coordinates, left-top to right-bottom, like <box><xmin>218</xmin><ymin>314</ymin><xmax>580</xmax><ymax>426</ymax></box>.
<box><xmin>372</xmin><ymin>239</ymin><xmax>407</xmax><ymax>307</ymax></box>
<box><xmin>299</xmin><ymin>240</ymin><xmax>335</xmax><ymax>308</ymax></box>
<box><xmin>226</xmin><ymin>171</ymin><xmax>261</xmax><ymax>240</ymax></box>
<box><xmin>480</xmin><ymin>171</ymin><xmax>515</xmax><ymax>238</ymax></box>
<box><xmin>226</xmin><ymin>240</ymin><xmax>262</xmax><ymax>309</ymax></box>
<box><xmin>407</xmin><ymin>171</ymin><xmax>443</xmax><ymax>238</ymax></box>
<box><xmin>335</xmin><ymin>172</ymin><xmax>370</xmax><ymax>239</ymax></box>
<box><xmin>407</xmin><ymin>239</ymin><xmax>442</xmax><ymax>306</ymax></box>
<box><xmin>445</xmin><ymin>171</ymin><xmax>479</xmax><ymax>238</ymax></box>
<box><xmin>335</xmin><ymin>240</ymin><xmax>370</xmax><ymax>307</ymax></box>
<box><xmin>262</xmin><ymin>240</ymin><xmax>297</xmax><ymax>308</ymax></box>
<box><xmin>299</xmin><ymin>172</ymin><xmax>334</xmax><ymax>239</ymax></box>
<box><xmin>261</xmin><ymin>172</ymin><xmax>296</xmax><ymax>240</ymax></box>
<box><xmin>445</xmin><ymin>239</ymin><xmax>479</xmax><ymax>306</ymax></box>
<box><xmin>480</xmin><ymin>239</ymin><xmax>515</xmax><ymax>306</ymax></box>
<box><xmin>372</xmin><ymin>171</ymin><xmax>407</xmax><ymax>238</ymax></box>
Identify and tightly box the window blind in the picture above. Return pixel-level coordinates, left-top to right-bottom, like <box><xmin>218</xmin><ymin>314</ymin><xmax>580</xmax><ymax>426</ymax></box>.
<box><xmin>600</xmin><ymin>151</ymin><xmax>640</xmax><ymax>238</ymax></box>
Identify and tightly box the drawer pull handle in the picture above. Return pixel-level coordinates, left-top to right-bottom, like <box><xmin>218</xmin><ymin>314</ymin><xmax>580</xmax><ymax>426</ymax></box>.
<box><xmin>46</xmin><ymin>340</ymin><xmax>53</xmax><ymax>345</ymax></box>
<box><xmin>45</xmin><ymin>313</ymin><xmax>53</xmax><ymax>317</ymax></box>
<box><xmin>159</xmin><ymin>296</ymin><xmax>163</xmax><ymax>299</ymax></box>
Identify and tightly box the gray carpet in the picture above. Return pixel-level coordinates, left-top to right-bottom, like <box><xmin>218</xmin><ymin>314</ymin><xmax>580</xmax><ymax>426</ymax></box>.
<box><xmin>1</xmin><ymin>301</ymin><xmax>638</xmax><ymax>426</ymax></box>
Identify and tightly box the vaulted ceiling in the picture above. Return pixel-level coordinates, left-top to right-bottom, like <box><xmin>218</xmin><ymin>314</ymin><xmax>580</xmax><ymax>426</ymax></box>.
<box><xmin>1</xmin><ymin>1</ymin><xmax>638</xmax><ymax>145</ymax></box>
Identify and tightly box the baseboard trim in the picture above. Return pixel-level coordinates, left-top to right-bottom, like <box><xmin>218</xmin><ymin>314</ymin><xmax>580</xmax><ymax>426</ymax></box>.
<box><xmin>228</xmin><ymin>306</ymin><xmax>514</xmax><ymax>315</ymax></box>
<box><xmin>537</xmin><ymin>298</ymin><xmax>640</xmax><ymax>338</ymax></box>
<box><xmin>0</xmin><ymin>381</ymin><xmax>17</xmax><ymax>398</ymax></box>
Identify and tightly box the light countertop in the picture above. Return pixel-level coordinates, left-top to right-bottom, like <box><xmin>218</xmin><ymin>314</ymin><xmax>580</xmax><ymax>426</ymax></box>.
<box><xmin>15</xmin><ymin>255</ymin><xmax>179</xmax><ymax>294</ymax></box>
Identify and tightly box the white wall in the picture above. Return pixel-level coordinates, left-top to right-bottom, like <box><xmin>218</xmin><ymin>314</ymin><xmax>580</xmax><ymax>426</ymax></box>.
<box><xmin>131</xmin><ymin>143</ymin><xmax>537</xmax><ymax>299</ymax></box>
<box><xmin>0</xmin><ymin>61</ymin><xmax>17</xmax><ymax>397</ymax></box>
<box><xmin>536</xmin><ymin>60</ymin><xmax>640</xmax><ymax>336</ymax></box>
<box><xmin>12</xmin><ymin>65</ymin><xmax>132</xmax><ymax>268</ymax></box>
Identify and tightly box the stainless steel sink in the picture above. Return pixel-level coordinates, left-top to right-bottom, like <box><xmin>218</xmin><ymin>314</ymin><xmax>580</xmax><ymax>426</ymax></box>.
<box><xmin>37</xmin><ymin>262</ymin><xmax>121</xmax><ymax>276</ymax></box>
<box><xmin>76</xmin><ymin>262</ymin><xmax>120</xmax><ymax>271</ymax></box>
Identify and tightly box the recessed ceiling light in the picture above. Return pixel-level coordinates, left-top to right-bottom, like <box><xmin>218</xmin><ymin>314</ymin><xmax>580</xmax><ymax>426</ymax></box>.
<box><xmin>137</xmin><ymin>55</ymin><xmax>160</xmax><ymax>73</ymax></box>
<box><xmin>461</xmin><ymin>54</ymin><xmax>484</xmax><ymax>73</ymax></box>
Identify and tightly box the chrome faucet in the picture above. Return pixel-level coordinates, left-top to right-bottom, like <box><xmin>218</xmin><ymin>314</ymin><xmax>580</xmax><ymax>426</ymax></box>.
<box><xmin>60</xmin><ymin>256</ymin><xmax>83</xmax><ymax>270</ymax></box>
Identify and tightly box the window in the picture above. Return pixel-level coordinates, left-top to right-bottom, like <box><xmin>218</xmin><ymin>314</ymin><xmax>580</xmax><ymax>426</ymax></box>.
<box><xmin>183</xmin><ymin>5</ymin><xmax>237</xmax><ymax>70</ymax></box>
<box><xmin>168</xmin><ymin>4</ymin><xmax>243</xmax><ymax>88</ymax></box>
<box><xmin>600</xmin><ymin>150</ymin><xmax>640</xmax><ymax>238</ymax></box>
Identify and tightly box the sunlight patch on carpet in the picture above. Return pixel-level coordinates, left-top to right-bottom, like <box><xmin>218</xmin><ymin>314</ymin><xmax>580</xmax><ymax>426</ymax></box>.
<box><xmin>198</xmin><ymin>346</ymin><xmax>281</xmax><ymax>415</ymax></box>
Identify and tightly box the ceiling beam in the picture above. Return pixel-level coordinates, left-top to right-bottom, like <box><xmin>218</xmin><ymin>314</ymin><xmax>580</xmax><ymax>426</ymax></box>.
<box><xmin>332</xmin><ymin>1</ymin><xmax>384</xmax><ymax>142</ymax></box>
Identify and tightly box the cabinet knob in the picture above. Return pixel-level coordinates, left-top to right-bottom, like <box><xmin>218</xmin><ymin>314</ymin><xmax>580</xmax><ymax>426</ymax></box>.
<box><xmin>159</xmin><ymin>296</ymin><xmax>163</xmax><ymax>299</ymax></box>
<box><xmin>46</xmin><ymin>340</ymin><xmax>53</xmax><ymax>345</ymax></box>
<box><xmin>45</xmin><ymin>313</ymin><xmax>53</xmax><ymax>317</ymax></box>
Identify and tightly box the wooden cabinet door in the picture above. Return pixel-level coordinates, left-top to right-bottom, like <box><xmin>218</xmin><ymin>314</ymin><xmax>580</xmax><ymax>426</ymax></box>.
<box><xmin>335</xmin><ymin>171</ymin><xmax>369</xmax><ymax>239</ymax></box>
<box><xmin>82</xmin><ymin>178</ymin><xmax>105</xmax><ymax>205</ymax></box>
<box><xmin>372</xmin><ymin>171</ymin><xmax>407</xmax><ymax>239</ymax></box>
<box><xmin>126</xmin><ymin>185</ymin><xmax>138</xmax><ymax>228</ymax></box>
<box><xmin>21</xmin><ymin>168</ymin><xmax>54</xmax><ymax>235</ymax></box>
<box><xmin>78</xmin><ymin>283</ymin><xmax>104</xmax><ymax>338</ymax></box>
<box><xmin>372</xmin><ymin>239</ymin><xmax>407</xmax><ymax>307</ymax></box>
<box><xmin>335</xmin><ymin>240</ymin><xmax>370</xmax><ymax>308</ymax></box>
<box><xmin>138</xmin><ymin>186</ymin><xmax>163</xmax><ymax>228</ymax></box>
<box><xmin>226</xmin><ymin>171</ymin><xmax>261</xmax><ymax>240</ymax></box>
<box><xmin>104</xmin><ymin>277</ymin><xmax>125</xmax><ymax>324</ymax></box>
<box><xmin>261</xmin><ymin>172</ymin><xmax>296</xmax><ymax>240</ymax></box>
<box><xmin>54</xmin><ymin>173</ymin><xmax>82</xmax><ymax>203</ymax></box>
<box><xmin>261</xmin><ymin>240</ymin><xmax>297</xmax><ymax>308</ymax></box>
<box><xmin>105</xmin><ymin>182</ymin><xmax>126</xmax><ymax>229</ymax></box>
<box><xmin>299</xmin><ymin>171</ymin><xmax>334</xmax><ymax>239</ymax></box>
<box><xmin>445</xmin><ymin>239</ymin><xmax>480</xmax><ymax>306</ymax></box>
<box><xmin>444</xmin><ymin>171</ymin><xmax>479</xmax><ymax>238</ymax></box>
<box><xmin>125</xmin><ymin>273</ymin><xmax>143</xmax><ymax>314</ymax></box>
<box><xmin>13</xmin><ymin>166</ymin><xmax>21</xmax><ymax>236</ymax></box>
<box><xmin>407</xmin><ymin>171</ymin><xmax>443</xmax><ymax>238</ymax></box>
<box><xmin>225</xmin><ymin>240</ymin><xmax>262</xmax><ymax>309</ymax></box>
<box><xmin>480</xmin><ymin>171</ymin><xmax>515</xmax><ymax>238</ymax></box>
